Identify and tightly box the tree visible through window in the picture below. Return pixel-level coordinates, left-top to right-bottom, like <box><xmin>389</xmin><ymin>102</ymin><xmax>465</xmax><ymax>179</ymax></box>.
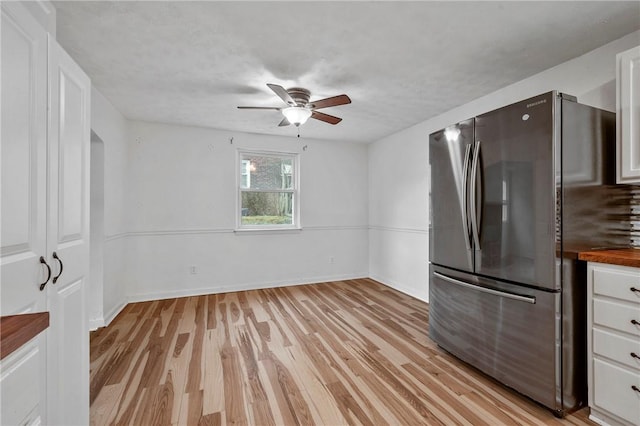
<box><xmin>238</xmin><ymin>151</ymin><xmax>299</xmax><ymax>228</ymax></box>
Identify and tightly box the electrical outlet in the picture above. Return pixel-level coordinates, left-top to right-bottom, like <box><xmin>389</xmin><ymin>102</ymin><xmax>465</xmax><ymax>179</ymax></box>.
<box><xmin>189</xmin><ymin>266</ymin><xmax>197</xmax><ymax>275</ymax></box>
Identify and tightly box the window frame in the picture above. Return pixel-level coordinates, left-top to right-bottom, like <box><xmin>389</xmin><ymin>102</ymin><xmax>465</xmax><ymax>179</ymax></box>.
<box><xmin>236</xmin><ymin>149</ymin><xmax>300</xmax><ymax>231</ymax></box>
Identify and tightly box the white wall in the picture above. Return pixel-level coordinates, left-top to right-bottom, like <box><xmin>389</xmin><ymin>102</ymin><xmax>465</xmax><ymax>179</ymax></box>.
<box><xmin>369</xmin><ymin>31</ymin><xmax>640</xmax><ymax>302</ymax></box>
<box><xmin>90</xmin><ymin>87</ymin><xmax>129</xmax><ymax>327</ymax></box>
<box><xmin>123</xmin><ymin>121</ymin><xmax>369</xmax><ymax>301</ymax></box>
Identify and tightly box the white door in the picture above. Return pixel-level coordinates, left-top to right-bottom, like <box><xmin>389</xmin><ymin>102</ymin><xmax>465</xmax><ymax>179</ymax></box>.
<box><xmin>0</xmin><ymin>3</ymin><xmax>49</xmax><ymax>424</ymax></box>
<box><xmin>46</xmin><ymin>37</ymin><xmax>91</xmax><ymax>426</ymax></box>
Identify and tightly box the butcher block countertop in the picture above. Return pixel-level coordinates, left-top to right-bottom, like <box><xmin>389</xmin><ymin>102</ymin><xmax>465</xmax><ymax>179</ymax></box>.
<box><xmin>0</xmin><ymin>312</ymin><xmax>49</xmax><ymax>360</ymax></box>
<box><xmin>578</xmin><ymin>248</ymin><xmax>640</xmax><ymax>268</ymax></box>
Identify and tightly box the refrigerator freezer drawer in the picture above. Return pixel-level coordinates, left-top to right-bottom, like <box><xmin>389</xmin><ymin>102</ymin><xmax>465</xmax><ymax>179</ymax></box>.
<box><xmin>429</xmin><ymin>266</ymin><xmax>561</xmax><ymax>411</ymax></box>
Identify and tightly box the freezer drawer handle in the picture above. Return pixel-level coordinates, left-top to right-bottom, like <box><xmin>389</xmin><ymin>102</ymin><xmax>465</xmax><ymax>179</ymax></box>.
<box><xmin>434</xmin><ymin>271</ymin><xmax>536</xmax><ymax>304</ymax></box>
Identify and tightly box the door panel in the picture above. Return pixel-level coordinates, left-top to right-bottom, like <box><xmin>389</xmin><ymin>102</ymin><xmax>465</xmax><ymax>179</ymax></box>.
<box><xmin>429</xmin><ymin>119</ymin><xmax>474</xmax><ymax>272</ymax></box>
<box><xmin>429</xmin><ymin>265</ymin><xmax>560</xmax><ymax>411</ymax></box>
<box><xmin>0</xmin><ymin>2</ymin><xmax>48</xmax><ymax>311</ymax></box>
<box><xmin>58</xmin><ymin>70</ymin><xmax>85</xmax><ymax>241</ymax></box>
<box><xmin>474</xmin><ymin>92</ymin><xmax>557</xmax><ymax>289</ymax></box>
<box><xmin>47</xmin><ymin>37</ymin><xmax>91</xmax><ymax>426</ymax></box>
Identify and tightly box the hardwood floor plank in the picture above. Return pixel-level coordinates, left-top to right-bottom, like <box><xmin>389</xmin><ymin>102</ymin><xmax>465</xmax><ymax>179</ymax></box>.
<box><xmin>236</xmin><ymin>327</ymin><xmax>276</xmax><ymax>425</ymax></box>
<box><xmin>202</xmin><ymin>330</ymin><xmax>224</xmax><ymax>416</ymax></box>
<box><xmin>186</xmin><ymin>296</ymin><xmax>206</xmax><ymax>393</ymax></box>
<box><xmin>198</xmin><ymin>412</ymin><xmax>221</xmax><ymax>426</ymax></box>
<box><xmin>105</xmin><ymin>317</ymin><xmax>156</xmax><ymax>386</ymax></box>
<box><xmin>206</xmin><ymin>294</ymin><xmax>217</xmax><ymax>330</ymax></box>
<box><xmin>283</xmin><ymin>345</ymin><xmax>348</xmax><ymax>425</ymax></box>
<box><xmin>167</xmin><ymin>330</ymin><xmax>194</xmax><ymax>424</ymax></box>
<box><xmin>90</xmin><ymin>279</ymin><xmax>596</xmax><ymax>426</ymax></box>
<box><xmin>220</xmin><ymin>341</ymin><xmax>249</xmax><ymax>425</ymax></box>
<box><xmin>403</xmin><ymin>362</ymin><xmax>485</xmax><ymax>425</ymax></box>
<box><xmin>113</xmin><ymin>350</ymin><xmax>151</xmax><ymax>424</ymax></box>
<box><xmin>89</xmin><ymin>383</ymin><xmax>123</xmax><ymax>426</ymax></box>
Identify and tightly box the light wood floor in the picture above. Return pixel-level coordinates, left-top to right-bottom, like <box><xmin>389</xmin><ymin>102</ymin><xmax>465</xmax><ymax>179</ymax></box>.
<box><xmin>90</xmin><ymin>278</ymin><xmax>595</xmax><ymax>425</ymax></box>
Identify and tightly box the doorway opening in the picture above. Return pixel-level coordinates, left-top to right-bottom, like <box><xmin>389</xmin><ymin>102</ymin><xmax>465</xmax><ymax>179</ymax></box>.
<box><xmin>90</xmin><ymin>131</ymin><xmax>105</xmax><ymax>330</ymax></box>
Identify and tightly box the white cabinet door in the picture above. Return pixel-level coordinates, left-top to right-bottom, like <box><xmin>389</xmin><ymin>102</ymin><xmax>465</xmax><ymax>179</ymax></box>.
<box><xmin>0</xmin><ymin>3</ymin><xmax>49</xmax><ymax>424</ymax></box>
<box><xmin>46</xmin><ymin>37</ymin><xmax>91</xmax><ymax>426</ymax></box>
<box><xmin>617</xmin><ymin>45</ymin><xmax>640</xmax><ymax>184</ymax></box>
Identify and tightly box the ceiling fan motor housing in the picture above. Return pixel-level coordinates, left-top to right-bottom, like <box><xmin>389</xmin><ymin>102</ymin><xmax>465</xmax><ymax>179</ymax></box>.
<box><xmin>238</xmin><ymin>83</ymin><xmax>349</xmax><ymax>126</ymax></box>
<box><xmin>287</xmin><ymin>87</ymin><xmax>311</xmax><ymax>106</ymax></box>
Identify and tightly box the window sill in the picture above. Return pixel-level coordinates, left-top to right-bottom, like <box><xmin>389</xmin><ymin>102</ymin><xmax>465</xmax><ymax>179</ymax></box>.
<box><xmin>234</xmin><ymin>227</ymin><xmax>302</xmax><ymax>235</ymax></box>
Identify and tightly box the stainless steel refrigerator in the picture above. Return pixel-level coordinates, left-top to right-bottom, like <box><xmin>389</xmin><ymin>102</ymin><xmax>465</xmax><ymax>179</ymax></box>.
<box><xmin>428</xmin><ymin>91</ymin><xmax>631</xmax><ymax>416</ymax></box>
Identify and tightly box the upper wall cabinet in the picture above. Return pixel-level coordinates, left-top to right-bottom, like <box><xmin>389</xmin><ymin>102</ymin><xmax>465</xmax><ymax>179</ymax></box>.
<box><xmin>616</xmin><ymin>46</ymin><xmax>640</xmax><ymax>184</ymax></box>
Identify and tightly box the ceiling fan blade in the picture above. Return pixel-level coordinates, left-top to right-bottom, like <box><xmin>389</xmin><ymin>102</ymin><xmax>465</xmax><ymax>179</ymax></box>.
<box><xmin>311</xmin><ymin>94</ymin><xmax>351</xmax><ymax>110</ymax></box>
<box><xmin>237</xmin><ymin>106</ymin><xmax>281</xmax><ymax>110</ymax></box>
<box><xmin>278</xmin><ymin>117</ymin><xmax>290</xmax><ymax>127</ymax></box>
<box><xmin>267</xmin><ymin>83</ymin><xmax>296</xmax><ymax>106</ymax></box>
<box><xmin>311</xmin><ymin>111</ymin><xmax>342</xmax><ymax>125</ymax></box>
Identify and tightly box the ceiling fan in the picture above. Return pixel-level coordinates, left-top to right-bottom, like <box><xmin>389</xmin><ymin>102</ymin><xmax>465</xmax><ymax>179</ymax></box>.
<box><xmin>237</xmin><ymin>83</ymin><xmax>351</xmax><ymax>127</ymax></box>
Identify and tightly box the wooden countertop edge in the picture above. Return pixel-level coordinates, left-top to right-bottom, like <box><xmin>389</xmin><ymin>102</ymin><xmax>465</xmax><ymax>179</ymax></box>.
<box><xmin>0</xmin><ymin>312</ymin><xmax>49</xmax><ymax>361</ymax></box>
<box><xmin>578</xmin><ymin>248</ymin><xmax>640</xmax><ymax>268</ymax></box>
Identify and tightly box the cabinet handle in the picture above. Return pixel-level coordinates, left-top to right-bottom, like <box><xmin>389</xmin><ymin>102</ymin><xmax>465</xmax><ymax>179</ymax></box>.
<box><xmin>631</xmin><ymin>287</ymin><xmax>640</xmax><ymax>294</ymax></box>
<box><xmin>632</xmin><ymin>319</ymin><xmax>640</xmax><ymax>326</ymax></box>
<box><xmin>631</xmin><ymin>352</ymin><xmax>640</xmax><ymax>360</ymax></box>
<box><xmin>39</xmin><ymin>256</ymin><xmax>52</xmax><ymax>291</ymax></box>
<box><xmin>633</xmin><ymin>385</ymin><xmax>640</xmax><ymax>394</ymax></box>
<box><xmin>52</xmin><ymin>252</ymin><xmax>63</xmax><ymax>284</ymax></box>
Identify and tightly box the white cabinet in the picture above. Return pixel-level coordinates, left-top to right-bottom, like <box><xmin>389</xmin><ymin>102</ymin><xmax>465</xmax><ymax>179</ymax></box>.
<box><xmin>1</xmin><ymin>340</ymin><xmax>44</xmax><ymax>426</ymax></box>
<box><xmin>616</xmin><ymin>46</ymin><xmax>640</xmax><ymax>184</ymax></box>
<box><xmin>587</xmin><ymin>262</ymin><xmax>640</xmax><ymax>426</ymax></box>
<box><xmin>1</xmin><ymin>4</ymin><xmax>50</xmax><ymax>424</ymax></box>
<box><xmin>1</xmin><ymin>2</ymin><xmax>91</xmax><ymax>425</ymax></box>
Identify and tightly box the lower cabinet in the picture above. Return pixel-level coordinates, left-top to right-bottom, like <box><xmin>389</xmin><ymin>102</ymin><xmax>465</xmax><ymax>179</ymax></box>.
<box><xmin>587</xmin><ymin>262</ymin><xmax>640</xmax><ymax>426</ymax></box>
<box><xmin>0</xmin><ymin>339</ymin><xmax>45</xmax><ymax>425</ymax></box>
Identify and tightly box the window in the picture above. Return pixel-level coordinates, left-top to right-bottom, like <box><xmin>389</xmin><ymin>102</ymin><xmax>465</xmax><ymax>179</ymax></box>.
<box><xmin>237</xmin><ymin>150</ymin><xmax>299</xmax><ymax>229</ymax></box>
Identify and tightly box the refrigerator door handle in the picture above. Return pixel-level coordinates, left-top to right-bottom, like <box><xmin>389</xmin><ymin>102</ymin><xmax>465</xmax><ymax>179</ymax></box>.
<box><xmin>462</xmin><ymin>143</ymin><xmax>472</xmax><ymax>250</ymax></box>
<box><xmin>433</xmin><ymin>271</ymin><xmax>536</xmax><ymax>304</ymax></box>
<box><xmin>470</xmin><ymin>141</ymin><xmax>481</xmax><ymax>249</ymax></box>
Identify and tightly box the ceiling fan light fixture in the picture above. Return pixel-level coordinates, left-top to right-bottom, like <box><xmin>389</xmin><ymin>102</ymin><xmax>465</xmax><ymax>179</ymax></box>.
<box><xmin>282</xmin><ymin>107</ymin><xmax>312</xmax><ymax>126</ymax></box>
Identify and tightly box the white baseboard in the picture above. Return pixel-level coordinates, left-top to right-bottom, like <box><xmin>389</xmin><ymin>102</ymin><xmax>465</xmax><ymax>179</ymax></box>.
<box><xmin>369</xmin><ymin>273</ymin><xmax>429</xmax><ymax>303</ymax></box>
<box><xmin>95</xmin><ymin>274</ymin><xmax>427</xmax><ymax>329</ymax></box>
<box><xmin>89</xmin><ymin>317</ymin><xmax>105</xmax><ymax>331</ymax></box>
<box><xmin>103</xmin><ymin>300</ymin><xmax>127</xmax><ymax>327</ymax></box>
<box><xmin>127</xmin><ymin>273</ymin><xmax>368</xmax><ymax>304</ymax></box>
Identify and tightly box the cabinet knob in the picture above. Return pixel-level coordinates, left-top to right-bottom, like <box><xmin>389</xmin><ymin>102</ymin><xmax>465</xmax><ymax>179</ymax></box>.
<box><xmin>632</xmin><ymin>385</ymin><xmax>640</xmax><ymax>394</ymax></box>
<box><xmin>632</xmin><ymin>319</ymin><xmax>640</xmax><ymax>326</ymax></box>
<box><xmin>631</xmin><ymin>352</ymin><xmax>640</xmax><ymax>360</ymax></box>
<box><xmin>631</xmin><ymin>287</ymin><xmax>640</xmax><ymax>294</ymax></box>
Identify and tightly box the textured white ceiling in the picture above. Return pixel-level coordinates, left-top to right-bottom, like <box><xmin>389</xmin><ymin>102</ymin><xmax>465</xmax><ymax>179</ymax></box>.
<box><xmin>53</xmin><ymin>1</ymin><xmax>640</xmax><ymax>143</ymax></box>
